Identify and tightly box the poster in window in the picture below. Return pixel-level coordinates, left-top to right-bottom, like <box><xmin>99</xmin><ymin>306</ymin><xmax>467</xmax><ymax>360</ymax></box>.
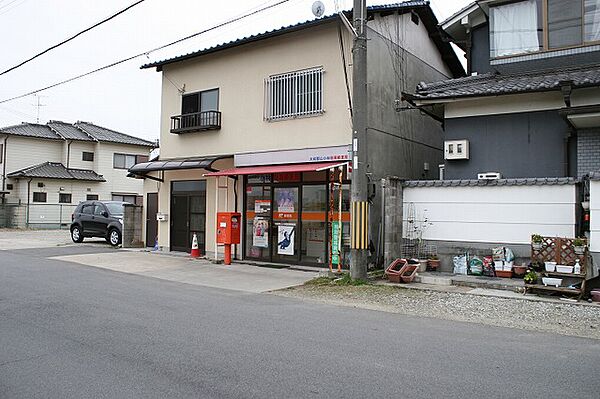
<box><xmin>252</xmin><ymin>218</ymin><xmax>269</xmax><ymax>248</ymax></box>
<box><xmin>254</xmin><ymin>199</ymin><xmax>270</xmax><ymax>214</ymax></box>
<box><xmin>277</xmin><ymin>189</ymin><xmax>295</xmax><ymax>212</ymax></box>
<box><xmin>277</xmin><ymin>224</ymin><xmax>295</xmax><ymax>255</ymax></box>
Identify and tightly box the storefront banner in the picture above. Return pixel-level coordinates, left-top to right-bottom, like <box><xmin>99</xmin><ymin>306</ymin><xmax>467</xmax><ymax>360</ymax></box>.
<box><xmin>277</xmin><ymin>224</ymin><xmax>295</xmax><ymax>255</ymax></box>
<box><xmin>254</xmin><ymin>199</ymin><xmax>270</xmax><ymax>214</ymax></box>
<box><xmin>252</xmin><ymin>218</ymin><xmax>269</xmax><ymax>248</ymax></box>
<box><xmin>331</xmin><ymin>221</ymin><xmax>341</xmax><ymax>265</ymax></box>
<box><xmin>277</xmin><ymin>189</ymin><xmax>296</xmax><ymax>212</ymax></box>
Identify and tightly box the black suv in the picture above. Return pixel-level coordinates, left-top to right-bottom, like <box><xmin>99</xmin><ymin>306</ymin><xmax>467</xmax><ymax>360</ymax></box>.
<box><xmin>70</xmin><ymin>201</ymin><xmax>126</xmax><ymax>246</ymax></box>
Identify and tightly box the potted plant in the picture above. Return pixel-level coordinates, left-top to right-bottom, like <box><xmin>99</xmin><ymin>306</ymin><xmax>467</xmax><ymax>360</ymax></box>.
<box><xmin>573</xmin><ymin>237</ymin><xmax>586</xmax><ymax>255</ymax></box>
<box><xmin>523</xmin><ymin>269</ymin><xmax>538</xmax><ymax>285</ymax></box>
<box><xmin>531</xmin><ymin>234</ymin><xmax>543</xmax><ymax>250</ymax></box>
<box><xmin>513</xmin><ymin>263</ymin><xmax>527</xmax><ymax>277</ymax></box>
<box><xmin>428</xmin><ymin>254</ymin><xmax>440</xmax><ymax>270</ymax></box>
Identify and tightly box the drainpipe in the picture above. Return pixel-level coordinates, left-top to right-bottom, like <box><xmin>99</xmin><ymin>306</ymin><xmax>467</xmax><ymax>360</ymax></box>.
<box><xmin>1</xmin><ymin>136</ymin><xmax>7</xmax><ymax>192</ymax></box>
<box><xmin>564</xmin><ymin>130</ymin><xmax>573</xmax><ymax>177</ymax></box>
<box><xmin>66</xmin><ymin>140</ymin><xmax>72</xmax><ymax>168</ymax></box>
<box><xmin>26</xmin><ymin>178</ymin><xmax>32</xmax><ymax>228</ymax></box>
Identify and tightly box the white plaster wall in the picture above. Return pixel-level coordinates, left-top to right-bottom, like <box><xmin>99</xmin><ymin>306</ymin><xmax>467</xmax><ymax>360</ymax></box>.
<box><xmin>403</xmin><ymin>184</ymin><xmax>577</xmax><ymax>244</ymax></box>
<box><xmin>4</xmin><ymin>136</ymin><xmax>63</xmax><ymax>173</ymax></box>
<box><xmin>67</xmin><ymin>141</ymin><xmax>97</xmax><ymax>170</ymax></box>
<box><xmin>95</xmin><ymin>142</ymin><xmax>149</xmax><ymax>198</ymax></box>
<box><xmin>159</xmin><ymin>22</ymin><xmax>353</xmax><ymax>159</ymax></box>
<box><xmin>590</xmin><ymin>180</ymin><xmax>600</xmax><ymax>254</ymax></box>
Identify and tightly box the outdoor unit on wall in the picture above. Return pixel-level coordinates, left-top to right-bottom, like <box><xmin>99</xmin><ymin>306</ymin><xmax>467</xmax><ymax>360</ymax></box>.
<box><xmin>444</xmin><ymin>140</ymin><xmax>469</xmax><ymax>160</ymax></box>
<box><xmin>477</xmin><ymin>172</ymin><xmax>502</xmax><ymax>180</ymax></box>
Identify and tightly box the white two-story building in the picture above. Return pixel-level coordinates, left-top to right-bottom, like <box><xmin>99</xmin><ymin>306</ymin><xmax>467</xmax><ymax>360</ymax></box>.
<box><xmin>131</xmin><ymin>2</ymin><xmax>463</xmax><ymax>266</ymax></box>
<box><xmin>0</xmin><ymin>121</ymin><xmax>155</xmax><ymax>227</ymax></box>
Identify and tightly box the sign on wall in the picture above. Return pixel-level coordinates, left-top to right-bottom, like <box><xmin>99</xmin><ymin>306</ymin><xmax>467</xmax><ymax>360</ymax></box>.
<box><xmin>252</xmin><ymin>218</ymin><xmax>269</xmax><ymax>248</ymax></box>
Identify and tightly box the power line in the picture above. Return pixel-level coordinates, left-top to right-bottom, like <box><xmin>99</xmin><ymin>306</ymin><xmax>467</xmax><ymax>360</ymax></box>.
<box><xmin>0</xmin><ymin>0</ymin><xmax>291</xmax><ymax>105</ymax></box>
<box><xmin>0</xmin><ymin>0</ymin><xmax>145</xmax><ymax>77</ymax></box>
<box><xmin>0</xmin><ymin>0</ymin><xmax>28</xmax><ymax>16</ymax></box>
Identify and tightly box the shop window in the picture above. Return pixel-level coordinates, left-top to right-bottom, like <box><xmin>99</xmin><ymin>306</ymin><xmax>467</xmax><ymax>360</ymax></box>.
<box><xmin>33</xmin><ymin>192</ymin><xmax>47</xmax><ymax>203</ymax></box>
<box><xmin>264</xmin><ymin>67</ymin><xmax>323</xmax><ymax>121</ymax></box>
<box><xmin>59</xmin><ymin>193</ymin><xmax>72</xmax><ymax>203</ymax></box>
<box><xmin>245</xmin><ymin>185</ymin><xmax>271</xmax><ymax>261</ymax></box>
<box><xmin>82</xmin><ymin>151</ymin><xmax>94</xmax><ymax>162</ymax></box>
<box><xmin>301</xmin><ymin>185</ymin><xmax>327</xmax><ymax>264</ymax></box>
<box><xmin>113</xmin><ymin>153</ymin><xmax>136</xmax><ymax>169</ymax></box>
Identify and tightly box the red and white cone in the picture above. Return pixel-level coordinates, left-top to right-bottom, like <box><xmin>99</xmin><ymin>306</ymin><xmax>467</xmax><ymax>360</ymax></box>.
<box><xmin>190</xmin><ymin>233</ymin><xmax>200</xmax><ymax>258</ymax></box>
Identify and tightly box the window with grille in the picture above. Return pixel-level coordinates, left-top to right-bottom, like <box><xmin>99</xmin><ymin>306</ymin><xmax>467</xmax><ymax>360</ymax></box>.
<box><xmin>264</xmin><ymin>67</ymin><xmax>323</xmax><ymax>121</ymax></box>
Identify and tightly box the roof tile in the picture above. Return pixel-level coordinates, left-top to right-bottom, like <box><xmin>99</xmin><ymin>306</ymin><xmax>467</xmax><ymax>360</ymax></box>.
<box><xmin>7</xmin><ymin>162</ymin><xmax>105</xmax><ymax>181</ymax></box>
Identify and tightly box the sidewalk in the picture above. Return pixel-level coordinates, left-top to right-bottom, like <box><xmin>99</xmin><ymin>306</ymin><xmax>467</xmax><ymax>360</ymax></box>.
<box><xmin>51</xmin><ymin>251</ymin><xmax>319</xmax><ymax>293</ymax></box>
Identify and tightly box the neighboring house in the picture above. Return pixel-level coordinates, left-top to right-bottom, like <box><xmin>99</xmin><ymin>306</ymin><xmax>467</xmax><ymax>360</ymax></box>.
<box><xmin>406</xmin><ymin>0</ymin><xmax>600</xmax><ymax>180</ymax></box>
<box><xmin>130</xmin><ymin>1</ymin><xmax>463</xmax><ymax>265</ymax></box>
<box><xmin>0</xmin><ymin>121</ymin><xmax>155</xmax><ymax>227</ymax></box>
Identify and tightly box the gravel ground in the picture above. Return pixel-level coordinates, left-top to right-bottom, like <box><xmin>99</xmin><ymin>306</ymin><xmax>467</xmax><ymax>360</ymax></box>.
<box><xmin>273</xmin><ymin>284</ymin><xmax>600</xmax><ymax>340</ymax></box>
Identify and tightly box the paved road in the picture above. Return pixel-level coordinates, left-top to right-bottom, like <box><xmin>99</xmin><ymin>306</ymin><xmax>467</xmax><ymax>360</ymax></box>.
<box><xmin>1</xmin><ymin>246</ymin><xmax>599</xmax><ymax>398</ymax></box>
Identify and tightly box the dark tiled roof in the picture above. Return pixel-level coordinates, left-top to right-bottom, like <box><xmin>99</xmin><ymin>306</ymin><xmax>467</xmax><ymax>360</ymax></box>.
<box><xmin>0</xmin><ymin>123</ymin><xmax>62</xmax><ymax>140</ymax></box>
<box><xmin>75</xmin><ymin>121</ymin><xmax>155</xmax><ymax>147</ymax></box>
<box><xmin>403</xmin><ymin>177</ymin><xmax>578</xmax><ymax>188</ymax></box>
<box><xmin>48</xmin><ymin>120</ymin><xmax>94</xmax><ymax>141</ymax></box>
<box><xmin>412</xmin><ymin>64</ymin><xmax>600</xmax><ymax>100</ymax></box>
<box><xmin>140</xmin><ymin>1</ymin><xmax>464</xmax><ymax>77</ymax></box>
<box><xmin>7</xmin><ymin>162</ymin><xmax>106</xmax><ymax>181</ymax></box>
<box><xmin>1</xmin><ymin>121</ymin><xmax>154</xmax><ymax>147</ymax></box>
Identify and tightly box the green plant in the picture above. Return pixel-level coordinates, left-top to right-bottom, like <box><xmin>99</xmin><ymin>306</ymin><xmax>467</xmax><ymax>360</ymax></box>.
<box><xmin>428</xmin><ymin>254</ymin><xmax>439</xmax><ymax>260</ymax></box>
<box><xmin>531</xmin><ymin>234</ymin><xmax>543</xmax><ymax>244</ymax></box>
<box><xmin>573</xmin><ymin>237</ymin><xmax>586</xmax><ymax>247</ymax></box>
<box><xmin>523</xmin><ymin>269</ymin><xmax>538</xmax><ymax>284</ymax></box>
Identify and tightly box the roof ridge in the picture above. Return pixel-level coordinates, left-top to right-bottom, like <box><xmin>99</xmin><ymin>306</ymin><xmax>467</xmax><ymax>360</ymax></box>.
<box><xmin>7</xmin><ymin>161</ymin><xmax>54</xmax><ymax>175</ymax></box>
<box><xmin>76</xmin><ymin>121</ymin><xmax>154</xmax><ymax>145</ymax></box>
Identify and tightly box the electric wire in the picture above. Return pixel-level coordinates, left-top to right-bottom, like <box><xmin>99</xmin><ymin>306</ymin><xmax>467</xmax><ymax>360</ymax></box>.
<box><xmin>0</xmin><ymin>0</ymin><xmax>291</xmax><ymax>105</ymax></box>
<box><xmin>0</xmin><ymin>0</ymin><xmax>146</xmax><ymax>77</ymax></box>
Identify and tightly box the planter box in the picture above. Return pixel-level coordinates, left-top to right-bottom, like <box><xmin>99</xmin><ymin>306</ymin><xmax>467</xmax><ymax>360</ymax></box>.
<box><xmin>495</xmin><ymin>270</ymin><xmax>512</xmax><ymax>278</ymax></box>
<box><xmin>555</xmin><ymin>265</ymin><xmax>573</xmax><ymax>274</ymax></box>
<box><xmin>400</xmin><ymin>265</ymin><xmax>419</xmax><ymax>283</ymax></box>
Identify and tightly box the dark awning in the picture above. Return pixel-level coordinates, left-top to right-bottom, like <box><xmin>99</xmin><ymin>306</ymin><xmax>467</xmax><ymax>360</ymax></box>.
<box><xmin>128</xmin><ymin>156</ymin><xmax>225</xmax><ymax>181</ymax></box>
<box><xmin>204</xmin><ymin>161</ymin><xmax>347</xmax><ymax>177</ymax></box>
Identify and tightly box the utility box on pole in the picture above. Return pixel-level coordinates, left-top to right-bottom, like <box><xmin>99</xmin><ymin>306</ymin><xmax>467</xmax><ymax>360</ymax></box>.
<box><xmin>350</xmin><ymin>0</ymin><xmax>369</xmax><ymax>279</ymax></box>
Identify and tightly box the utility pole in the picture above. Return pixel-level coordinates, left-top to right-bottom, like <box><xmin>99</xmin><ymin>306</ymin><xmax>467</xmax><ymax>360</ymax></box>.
<box><xmin>350</xmin><ymin>0</ymin><xmax>369</xmax><ymax>280</ymax></box>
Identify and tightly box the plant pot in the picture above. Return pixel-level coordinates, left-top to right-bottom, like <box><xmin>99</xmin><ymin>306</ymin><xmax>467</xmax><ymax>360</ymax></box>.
<box><xmin>591</xmin><ymin>289</ymin><xmax>600</xmax><ymax>303</ymax></box>
<box><xmin>418</xmin><ymin>259</ymin><xmax>428</xmax><ymax>272</ymax></box>
<box><xmin>495</xmin><ymin>270</ymin><xmax>512</xmax><ymax>278</ymax></box>
<box><xmin>400</xmin><ymin>265</ymin><xmax>419</xmax><ymax>283</ymax></box>
<box><xmin>428</xmin><ymin>259</ymin><xmax>440</xmax><ymax>270</ymax></box>
<box><xmin>513</xmin><ymin>265</ymin><xmax>527</xmax><ymax>277</ymax></box>
<box><xmin>532</xmin><ymin>242</ymin><xmax>543</xmax><ymax>250</ymax></box>
<box><xmin>574</xmin><ymin>246</ymin><xmax>585</xmax><ymax>255</ymax></box>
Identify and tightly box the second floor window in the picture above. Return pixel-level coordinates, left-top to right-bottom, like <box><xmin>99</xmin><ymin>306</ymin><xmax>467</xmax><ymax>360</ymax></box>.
<box><xmin>82</xmin><ymin>151</ymin><xmax>94</xmax><ymax>162</ymax></box>
<box><xmin>490</xmin><ymin>0</ymin><xmax>600</xmax><ymax>58</ymax></box>
<box><xmin>114</xmin><ymin>153</ymin><xmax>136</xmax><ymax>169</ymax></box>
<box><xmin>264</xmin><ymin>67</ymin><xmax>323</xmax><ymax>121</ymax></box>
<box><xmin>182</xmin><ymin>89</ymin><xmax>219</xmax><ymax>115</ymax></box>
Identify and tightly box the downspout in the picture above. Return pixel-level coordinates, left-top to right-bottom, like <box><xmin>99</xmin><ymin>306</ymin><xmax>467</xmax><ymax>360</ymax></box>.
<box><xmin>560</xmin><ymin>82</ymin><xmax>573</xmax><ymax>177</ymax></box>
<box><xmin>465</xmin><ymin>30</ymin><xmax>473</xmax><ymax>75</ymax></box>
<box><xmin>1</xmin><ymin>136</ymin><xmax>7</xmax><ymax>192</ymax></box>
<box><xmin>26</xmin><ymin>178</ymin><xmax>32</xmax><ymax>228</ymax></box>
<box><xmin>66</xmin><ymin>140</ymin><xmax>72</xmax><ymax>168</ymax></box>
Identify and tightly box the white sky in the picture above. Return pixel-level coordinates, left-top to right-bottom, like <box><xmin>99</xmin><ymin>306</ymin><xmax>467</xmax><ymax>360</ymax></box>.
<box><xmin>0</xmin><ymin>0</ymin><xmax>470</xmax><ymax>140</ymax></box>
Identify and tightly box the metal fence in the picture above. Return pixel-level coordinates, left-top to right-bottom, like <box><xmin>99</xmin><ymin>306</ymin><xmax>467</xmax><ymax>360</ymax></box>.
<box><xmin>0</xmin><ymin>203</ymin><xmax>77</xmax><ymax>229</ymax></box>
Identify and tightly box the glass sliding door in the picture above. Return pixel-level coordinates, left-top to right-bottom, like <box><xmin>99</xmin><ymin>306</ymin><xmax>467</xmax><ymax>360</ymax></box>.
<box><xmin>301</xmin><ymin>184</ymin><xmax>327</xmax><ymax>264</ymax></box>
<box><xmin>272</xmin><ymin>186</ymin><xmax>299</xmax><ymax>263</ymax></box>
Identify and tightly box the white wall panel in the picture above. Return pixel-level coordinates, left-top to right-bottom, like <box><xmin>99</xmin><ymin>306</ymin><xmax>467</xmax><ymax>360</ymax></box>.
<box><xmin>403</xmin><ymin>184</ymin><xmax>577</xmax><ymax>244</ymax></box>
<box><xmin>590</xmin><ymin>180</ymin><xmax>600</xmax><ymax>253</ymax></box>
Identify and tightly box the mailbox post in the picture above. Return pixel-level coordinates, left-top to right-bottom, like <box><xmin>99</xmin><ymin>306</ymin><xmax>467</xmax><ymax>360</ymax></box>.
<box><xmin>216</xmin><ymin>212</ymin><xmax>241</xmax><ymax>265</ymax></box>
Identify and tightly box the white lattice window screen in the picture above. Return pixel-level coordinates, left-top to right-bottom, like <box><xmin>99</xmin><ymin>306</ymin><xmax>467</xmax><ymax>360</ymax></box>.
<box><xmin>264</xmin><ymin>67</ymin><xmax>323</xmax><ymax>120</ymax></box>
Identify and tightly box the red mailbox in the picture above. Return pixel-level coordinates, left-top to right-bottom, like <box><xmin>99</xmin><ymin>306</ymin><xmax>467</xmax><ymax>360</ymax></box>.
<box><xmin>217</xmin><ymin>212</ymin><xmax>241</xmax><ymax>244</ymax></box>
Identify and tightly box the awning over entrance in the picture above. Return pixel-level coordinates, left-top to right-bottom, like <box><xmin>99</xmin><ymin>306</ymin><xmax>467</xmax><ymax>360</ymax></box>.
<box><xmin>128</xmin><ymin>156</ymin><xmax>226</xmax><ymax>181</ymax></box>
<box><xmin>203</xmin><ymin>161</ymin><xmax>346</xmax><ymax>177</ymax></box>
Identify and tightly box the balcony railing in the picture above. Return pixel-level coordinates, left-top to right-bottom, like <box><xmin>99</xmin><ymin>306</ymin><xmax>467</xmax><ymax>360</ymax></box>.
<box><xmin>170</xmin><ymin>110</ymin><xmax>221</xmax><ymax>133</ymax></box>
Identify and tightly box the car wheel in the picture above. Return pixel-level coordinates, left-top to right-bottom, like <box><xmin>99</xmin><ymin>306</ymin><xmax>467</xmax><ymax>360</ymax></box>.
<box><xmin>108</xmin><ymin>228</ymin><xmax>121</xmax><ymax>247</ymax></box>
<box><xmin>71</xmin><ymin>226</ymin><xmax>84</xmax><ymax>243</ymax></box>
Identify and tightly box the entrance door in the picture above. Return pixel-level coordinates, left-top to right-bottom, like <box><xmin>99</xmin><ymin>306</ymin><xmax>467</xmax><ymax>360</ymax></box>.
<box><xmin>170</xmin><ymin>195</ymin><xmax>189</xmax><ymax>252</ymax></box>
<box><xmin>170</xmin><ymin>180</ymin><xmax>207</xmax><ymax>253</ymax></box>
<box><xmin>272</xmin><ymin>186</ymin><xmax>299</xmax><ymax>263</ymax></box>
<box><xmin>146</xmin><ymin>193</ymin><xmax>158</xmax><ymax>247</ymax></box>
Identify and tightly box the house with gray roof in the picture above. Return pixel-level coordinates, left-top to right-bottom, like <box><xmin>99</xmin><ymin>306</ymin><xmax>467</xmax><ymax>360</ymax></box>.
<box><xmin>0</xmin><ymin>121</ymin><xmax>155</xmax><ymax>227</ymax></box>
<box><xmin>405</xmin><ymin>0</ymin><xmax>600</xmax><ymax>181</ymax></box>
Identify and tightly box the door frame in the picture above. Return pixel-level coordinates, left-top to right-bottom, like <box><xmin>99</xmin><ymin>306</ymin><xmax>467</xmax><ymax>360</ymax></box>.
<box><xmin>169</xmin><ymin>180</ymin><xmax>207</xmax><ymax>253</ymax></box>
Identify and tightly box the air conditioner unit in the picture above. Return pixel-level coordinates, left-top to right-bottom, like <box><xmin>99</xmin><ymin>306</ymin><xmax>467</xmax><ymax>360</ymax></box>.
<box><xmin>444</xmin><ymin>140</ymin><xmax>469</xmax><ymax>160</ymax></box>
<box><xmin>478</xmin><ymin>172</ymin><xmax>502</xmax><ymax>180</ymax></box>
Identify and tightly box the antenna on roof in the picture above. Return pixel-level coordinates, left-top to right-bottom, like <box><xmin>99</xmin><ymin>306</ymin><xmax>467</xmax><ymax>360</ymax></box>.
<box><xmin>312</xmin><ymin>1</ymin><xmax>325</xmax><ymax>17</ymax></box>
<box><xmin>31</xmin><ymin>94</ymin><xmax>47</xmax><ymax>124</ymax></box>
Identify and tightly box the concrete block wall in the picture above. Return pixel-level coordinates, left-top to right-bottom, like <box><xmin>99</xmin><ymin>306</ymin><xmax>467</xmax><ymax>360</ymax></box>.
<box><xmin>123</xmin><ymin>204</ymin><xmax>144</xmax><ymax>248</ymax></box>
<box><xmin>578</xmin><ymin>129</ymin><xmax>600</xmax><ymax>177</ymax></box>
